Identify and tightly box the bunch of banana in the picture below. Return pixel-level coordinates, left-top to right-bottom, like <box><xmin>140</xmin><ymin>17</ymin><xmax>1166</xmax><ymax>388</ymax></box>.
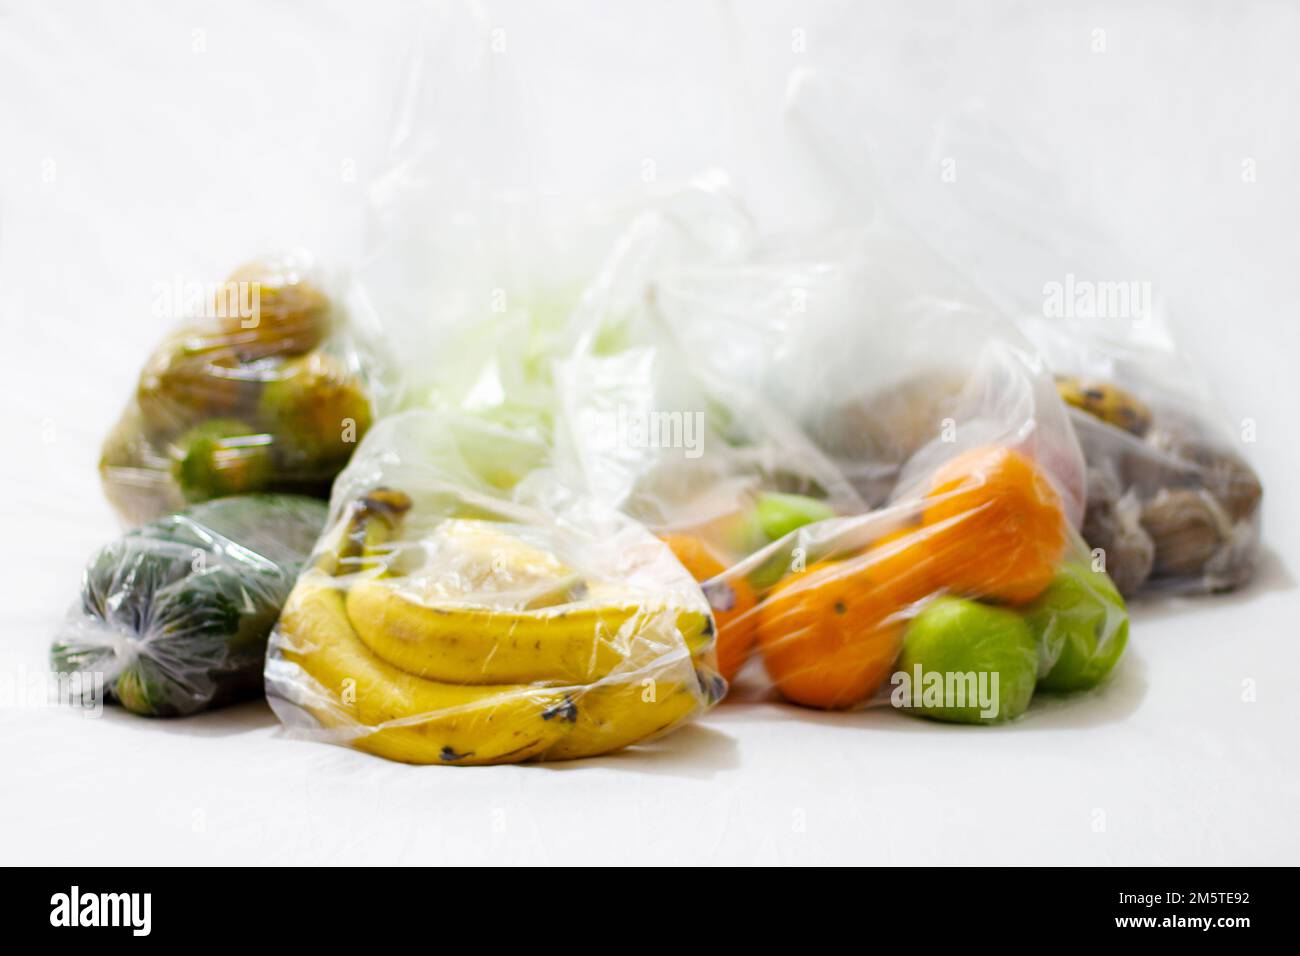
<box><xmin>270</xmin><ymin>488</ymin><xmax>721</xmax><ymax>765</ymax></box>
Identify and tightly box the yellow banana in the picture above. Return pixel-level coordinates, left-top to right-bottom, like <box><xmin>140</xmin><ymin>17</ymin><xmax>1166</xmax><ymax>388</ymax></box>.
<box><xmin>544</xmin><ymin>677</ymin><xmax>703</xmax><ymax>760</ymax></box>
<box><xmin>274</xmin><ymin>491</ymin><xmax>717</xmax><ymax>764</ymax></box>
<box><xmin>345</xmin><ymin>577</ymin><xmax>712</xmax><ymax>685</ymax></box>
<box><xmin>275</xmin><ymin>573</ymin><xmax>577</xmax><ymax>765</ymax></box>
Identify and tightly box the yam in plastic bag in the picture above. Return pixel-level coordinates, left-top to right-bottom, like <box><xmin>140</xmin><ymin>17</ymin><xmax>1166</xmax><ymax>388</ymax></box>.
<box><xmin>100</xmin><ymin>252</ymin><xmax>388</xmax><ymax>525</ymax></box>
<box><xmin>264</xmin><ymin>410</ymin><xmax>722</xmax><ymax>765</ymax></box>
<box><xmin>53</xmin><ymin>494</ymin><xmax>328</xmax><ymax>716</ymax></box>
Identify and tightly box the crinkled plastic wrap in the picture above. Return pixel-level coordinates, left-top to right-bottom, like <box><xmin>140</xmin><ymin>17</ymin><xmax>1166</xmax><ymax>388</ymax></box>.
<box><xmin>275</xmin><ymin>9</ymin><xmax>1126</xmax><ymax>743</ymax></box>
<box><xmin>1025</xmin><ymin>320</ymin><xmax>1262</xmax><ymax>597</ymax></box>
<box><xmin>100</xmin><ymin>252</ymin><xmax>389</xmax><ymax>525</ymax></box>
<box><xmin>53</xmin><ymin>494</ymin><xmax>328</xmax><ymax>716</ymax></box>
<box><xmin>348</xmin><ymin>149</ymin><xmax>1127</xmax><ymax>727</ymax></box>
<box><xmin>264</xmin><ymin>410</ymin><xmax>722</xmax><ymax>765</ymax></box>
<box><xmin>546</xmin><ymin>227</ymin><xmax>1130</xmax><ymax>722</ymax></box>
<box><xmin>255</xmin><ymin>15</ymin><xmax>721</xmax><ymax>766</ymax></box>
<box><xmin>782</xmin><ymin>72</ymin><xmax>1262</xmax><ymax>597</ymax></box>
<box><xmin>653</xmin><ymin>446</ymin><xmax>1129</xmax><ymax>719</ymax></box>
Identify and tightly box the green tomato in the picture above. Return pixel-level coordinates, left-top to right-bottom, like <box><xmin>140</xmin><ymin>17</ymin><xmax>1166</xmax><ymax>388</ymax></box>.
<box><xmin>1027</xmin><ymin>561</ymin><xmax>1128</xmax><ymax>693</ymax></box>
<box><xmin>740</xmin><ymin>493</ymin><xmax>838</xmax><ymax>593</ymax></box>
<box><xmin>895</xmin><ymin>597</ymin><xmax>1039</xmax><ymax>724</ymax></box>
<box><xmin>754</xmin><ymin>492</ymin><xmax>837</xmax><ymax>541</ymax></box>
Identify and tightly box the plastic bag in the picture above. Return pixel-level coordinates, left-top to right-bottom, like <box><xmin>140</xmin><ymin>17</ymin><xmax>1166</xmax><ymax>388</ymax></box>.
<box><xmin>546</xmin><ymin>198</ymin><xmax>1127</xmax><ymax>722</ymax></box>
<box><xmin>257</xmin><ymin>14</ymin><xmax>733</xmax><ymax>766</ymax></box>
<box><xmin>1025</xmin><ymin>320</ymin><xmax>1262</xmax><ymax>596</ymax></box>
<box><xmin>53</xmin><ymin>494</ymin><xmax>328</xmax><ymax>716</ymax></box>
<box><xmin>909</xmin><ymin>107</ymin><xmax>1264</xmax><ymax>597</ymax></box>
<box><xmin>264</xmin><ymin>409</ymin><xmax>722</xmax><ymax>765</ymax></box>
<box><xmin>279</xmin><ymin>14</ymin><xmax>1123</xmax><ymax>743</ymax></box>
<box><xmin>370</xmin><ymin>143</ymin><xmax>1123</xmax><ymax>726</ymax></box>
<box><xmin>99</xmin><ymin>252</ymin><xmax>390</xmax><ymax>525</ymax></box>
<box><xmin>782</xmin><ymin>73</ymin><xmax>1262</xmax><ymax>596</ymax></box>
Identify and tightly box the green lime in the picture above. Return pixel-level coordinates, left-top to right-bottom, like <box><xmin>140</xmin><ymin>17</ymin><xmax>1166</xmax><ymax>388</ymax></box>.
<box><xmin>895</xmin><ymin>597</ymin><xmax>1038</xmax><ymax>724</ymax></box>
<box><xmin>754</xmin><ymin>492</ymin><xmax>837</xmax><ymax>541</ymax></box>
<box><xmin>743</xmin><ymin>493</ymin><xmax>838</xmax><ymax>592</ymax></box>
<box><xmin>1027</xmin><ymin>561</ymin><xmax>1128</xmax><ymax>693</ymax></box>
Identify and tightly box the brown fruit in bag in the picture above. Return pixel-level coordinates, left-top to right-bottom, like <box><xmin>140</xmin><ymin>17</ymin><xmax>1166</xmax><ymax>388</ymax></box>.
<box><xmin>1140</xmin><ymin>488</ymin><xmax>1229</xmax><ymax>580</ymax></box>
<box><xmin>1080</xmin><ymin>467</ymin><xmax>1154</xmax><ymax>597</ymax></box>
<box><xmin>1160</xmin><ymin>439</ymin><xmax>1262</xmax><ymax>524</ymax></box>
<box><xmin>812</xmin><ymin>369</ymin><xmax>966</xmax><ymax>505</ymax></box>
<box><xmin>136</xmin><ymin>329</ymin><xmax>268</xmax><ymax>437</ymax></box>
<box><xmin>216</xmin><ymin>256</ymin><xmax>331</xmax><ymax>359</ymax></box>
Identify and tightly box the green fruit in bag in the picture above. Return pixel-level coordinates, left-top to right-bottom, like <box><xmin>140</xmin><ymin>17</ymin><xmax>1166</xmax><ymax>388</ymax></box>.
<box><xmin>1026</xmin><ymin>561</ymin><xmax>1128</xmax><ymax>692</ymax></box>
<box><xmin>52</xmin><ymin>495</ymin><xmax>327</xmax><ymax>716</ymax></box>
<box><xmin>895</xmin><ymin>597</ymin><xmax>1039</xmax><ymax>724</ymax></box>
<box><xmin>171</xmin><ymin>419</ymin><xmax>275</xmax><ymax>502</ymax></box>
<box><xmin>257</xmin><ymin>352</ymin><xmax>372</xmax><ymax>466</ymax></box>
<box><xmin>754</xmin><ymin>492</ymin><xmax>838</xmax><ymax>541</ymax></box>
<box><xmin>743</xmin><ymin>492</ymin><xmax>838</xmax><ymax>593</ymax></box>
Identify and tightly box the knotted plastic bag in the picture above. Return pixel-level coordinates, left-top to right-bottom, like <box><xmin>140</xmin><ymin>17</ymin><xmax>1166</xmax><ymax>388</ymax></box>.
<box><xmin>54</xmin><ymin>494</ymin><xmax>327</xmax><ymax>716</ymax></box>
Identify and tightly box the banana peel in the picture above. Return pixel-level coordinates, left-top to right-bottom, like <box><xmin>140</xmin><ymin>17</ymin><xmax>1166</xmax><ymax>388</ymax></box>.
<box><xmin>345</xmin><ymin>577</ymin><xmax>711</xmax><ymax>685</ymax></box>
<box><xmin>279</xmin><ymin>574</ymin><xmax>716</xmax><ymax>763</ymax></box>
<box><xmin>545</xmin><ymin>675</ymin><xmax>703</xmax><ymax>760</ymax></box>
<box><xmin>271</xmin><ymin>486</ymin><xmax>719</xmax><ymax>765</ymax></box>
<box><xmin>278</xmin><ymin>573</ymin><xmax>577</xmax><ymax>765</ymax></box>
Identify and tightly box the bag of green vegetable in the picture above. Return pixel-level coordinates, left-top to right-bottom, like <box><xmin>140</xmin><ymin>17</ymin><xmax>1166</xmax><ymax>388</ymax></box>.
<box><xmin>53</xmin><ymin>494</ymin><xmax>327</xmax><ymax>716</ymax></box>
<box><xmin>99</xmin><ymin>252</ymin><xmax>392</xmax><ymax>525</ymax></box>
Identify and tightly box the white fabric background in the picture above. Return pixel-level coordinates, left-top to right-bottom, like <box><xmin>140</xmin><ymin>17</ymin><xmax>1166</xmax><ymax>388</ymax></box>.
<box><xmin>1</xmin><ymin>0</ymin><xmax>1297</xmax><ymax>864</ymax></box>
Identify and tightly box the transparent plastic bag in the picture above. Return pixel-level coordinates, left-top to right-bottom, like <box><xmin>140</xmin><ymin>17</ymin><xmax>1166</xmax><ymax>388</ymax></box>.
<box><xmin>914</xmin><ymin>105</ymin><xmax>1265</xmax><ymax>597</ymax></box>
<box><xmin>369</xmin><ymin>147</ymin><xmax>1124</xmax><ymax>726</ymax></box>
<box><xmin>264</xmin><ymin>409</ymin><xmax>721</xmax><ymax>765</ymax></box>
<box><xmin>546</xmin><ymin>193</ymin><xmax>1126</xmax><ymax>722</ymax></box>
<box><xmin>258</xmin><ymin>16</ymin><xmax>736</xmax><ymax>766</ymax></box>
<box><xmin>675</xmin><ymin>445</ymin><xmax>1128</xmax><ymax>719</ymax></box>
<box><xmin>782</xmin><ymin>71</ymin><xmax>1262</xmax><ymax>597</ymax></box>
<box><xmin>99</xmin><ymin>251</ymin><xmax>390</xmax><ymax>525</ymax></box>
<box><xmin>1025</xmin><ymin>319</ymin><xmax>1262</xmax><ymax>596</ymax></box>
<box><xmin>53</xmin><ymin>494</ymin><xmax>328</xmax><ymax>716</ymax></box>
<box><xmin>288</xmin><ymin>17</ymin><xmax>1126</xmax><ymax>740</ymax></box>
